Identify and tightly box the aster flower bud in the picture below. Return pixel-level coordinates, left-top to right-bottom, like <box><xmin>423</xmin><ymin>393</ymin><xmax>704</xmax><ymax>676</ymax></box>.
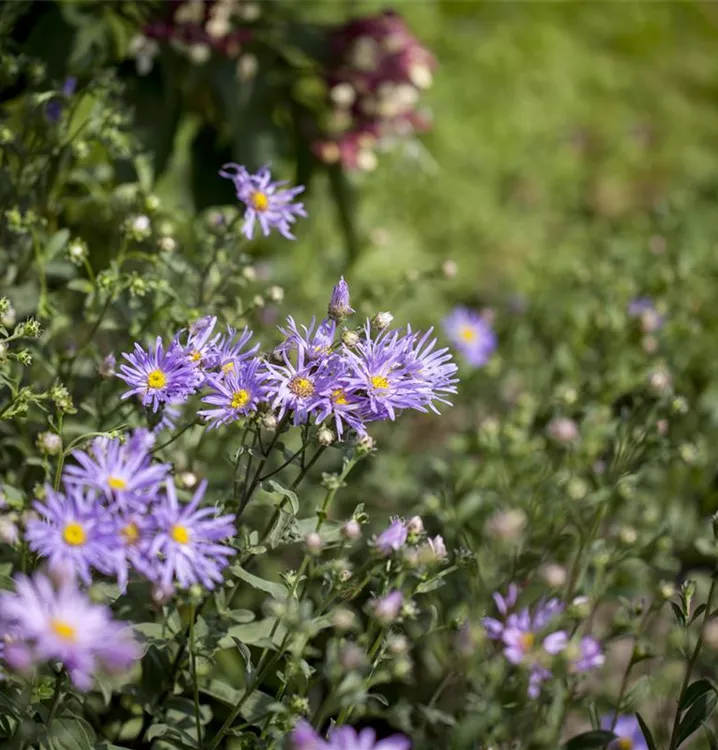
<box><xmin>372</xmin><ymin>311</ymin><xmax>394</xmax><ymax>330</ymax></box>
<box><xmin>242</xmin><ymin>265</ymin><xmax>257</xmax><ymax>281</ymax></box>
<box><xmin>339</xmin><ymin>642</ymin><xmax>365</xmax><ymax>670</ymax></box>
<box><xmin>178</xmin><ymin>471</ymin><xmax>198</xmax><ymax>489</ymax></box>
<box><xmin>540</xmin><ymin>563</ymin><xmax>567</xmax><ymax>588</ymax></box>
<box><xmin>442</xmin><ymin>259</ymin><xmax>458</xmax><ymax>278</ymax></box>
<box><xmin>406</xmin><ymin>515</ymin><xmax>424</xmax><ymax>536</ymax></box>
<box><xmin>261</xmin><ymin>412</ymin><xmax>278</xmax><ymax>431</ymax></box>
<box><xmin>267</xmin><ymin>285</ymin><xmax>284</xmax><ymax>303</ymax></box>
<box><xmin>0</xmin><ymin>517</ymin><xmax>19</xmax><ymax>545</ymax></box>
<box><xmin>546</xmin><ymin>416</ymin><xmax>579</xmax><ymax>444</ymax></box>
<box><xmin>387</xmin><ymin>634</ymin><xmax>410</xmax><ymax>655</ymax></box>
<box><xmin>67</xmin><ymin>238</ymin><xmax>88</xmax><ymax>265</ymax></box>
<box><xmin>252</xmin><ymin>294</ymin><xmax>265</xmax><ymax>308</ymax></box>
<box><xmin>1</xmin><ymin>304</ymin><xmax>16</xmax><ymax>329</ymax></box>
<box><xmin>99</xmin><ymin>353</ymin><xmax>116</xmax><ymax>378</ymax></box>
<box><xmin>342</xmin><ymin>519</ymin><xmax>362</xmax><ymax>540</ymax></box>
<box><xmin>36</xmin><ymin>431</ymin><xmax>62</xmax><ymax>456</ymax></box>
<box><xmin>332</xmin><ymin>608</ymin><xmax>356</xmax><ymax>631</ymax></box>
<box><xmin>328</xmin><ymin>277</ymin><xmax>354</xmax><ymax>321</ymax></box>
<box><xmin>419</xmin><ymin>535</ymin><xmax>447</xmax><ymax>564</ymax></box>
<box><xmin>372</xmin><ymin>590</ymin><xmax>403</xmax><ymax>624</ymax></box>
<box><xmin>485</xmin><ymin>509</ymin><xmax>526</xmax><ymax>541</ymax></box>
<box><xmin>158</xmin><ymin>236</ymin><xmax>176</xmax><ymax>253</ymax></box>
<box><xmin>151</xmin><ymin>582</ymin><xmax>175</xmax><ymax>606</ymax></box>
<box><xmin>0</xmin><ymin>341</ymin><xmax>7</xmax><ymax>361</ymax></box>
<box><xmin>317</xmin><ymin>426</ymin><xmax>335</xmax><ymax>447</ymax></box>
<box><xmin>0</xmin><ymin>298</ymin><xmax>9</xmax><ymax>314</ymax></box>
<box><xmin>22</xmin><ymin>318</ymin><xmax>42</xmax><ymax>338</ymax></box>
<box><xmin>16</xmin><ymin>349</ymin><xmax>32</xmax><ymax>366</ymax></box>
<box><xmin>648</xmin><ymin>369</ymin><xmax>672</xmax><ymax>396</ymax></box>
<box><xmin>127</xmin><ymin>214</ymin><xmax>151</xmax><ymax>240</ymax></box>
<box><xmin>305</xmin><ymin>532</ymin><xmax>323</xmax><ymax>555</ymax></box>
<box><xmin>341</xmin><ymin>330</ymin><xmax>360</xmax><ymax>347</ymax></box>
<box><xmin>355</xmin><ymin>433</ymin><xmax>375</xmax><ymax>453</ymax></box>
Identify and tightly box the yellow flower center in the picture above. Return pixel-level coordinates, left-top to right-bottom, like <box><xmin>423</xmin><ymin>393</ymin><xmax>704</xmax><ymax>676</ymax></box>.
<box><xmin>332</xmin><ymin>388</ymin><xmax>348</xmax><ymax>405</ymax></box>
<box><xmin>51</xmin><ymin>619</ymin><xmax>76</xmax><ymax>642</ymax></box>
<box><xmin>171</xmin><ymin>524</ymin><xmax>190</xmax><ymax>544</ymax></box>
<box><xmin>121</xmin><ymin>522</ymin><xmax>139</xmax><ymax>545</ymax></box>
<box><xmin>371</xmin><ymin>375</ymin><xmax>389</xmax><ymax>390</ymax></box>
<box><xmin>250</xmin><ymin>191</ymin><xmax>269</xmax><ymax>212</ymax></box>
<box><xmin>460</xmin><ymin>326</ymin><xmax>476</xmax><ymax>342</ymax></box>
<box><xmin>519</xmin><ymin>632</ymin><xmax>535</xmax><ymax>651</ymax></box>
<box><xmin>190</xmin><ymin>350</ymin><xmax>202</xmax><ymax>362</ymax></box>
<box><xmin>222</xmin><ymin>361</ymin><xmax>235</xmax><ymax>374</ymax></box>
<box><xmin>147</xmin><ymin>369</ymin><xmax>167</xmax><ymax>389</ymax></box>
<box><xmin>231</xmin><ymin>389</ymin><xmax>250</xmax><ymax>409</ymax></box>
<box><xmin>108</xmin><ymin>476</ymin><xmax>127</xmax><ymax>491</ymax></box>
<box><xmin>288</xmin><ymin>376</ymin><xmax>315</xmax><ymax>398</ymax></box>
<box><xmin>616</xmin><ymin>740</ymin><xmax>633</xmax><ymax>750</ymax></box>
<box><xmin>63</xmin><ymin>522</ymin><xmax>86</xmax><ymax>546</ymax></box>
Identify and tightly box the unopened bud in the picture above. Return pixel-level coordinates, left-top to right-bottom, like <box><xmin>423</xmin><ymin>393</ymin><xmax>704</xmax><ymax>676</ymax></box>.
<box><xmin>341</xmin><ymin>330</ymin><xmax>360</xmax><ymax>347</ymax></box>
<box><xmin>178</xmin><ymin>471</ymin><xmax>198</xmax><ymax>489</ymax></box>
<box><xmin>406</xmin><ymin>515</ymin><xmax>424</xmax><ymax>536</ymax></box>
<box><xmin>540</xmin><ymin>563</ymin><xmax>567</xmax><ymax>588</ymax></box>
<box><xmin>267</xmin><ymin>285</ymin><xmax>284</xmax><ymax>303</ymax></box>
<box><xmin>339</xmin><ymin>642</ymin><xmax>365</xmax><ymax>670</ymax></box>
<box><xmin>372</xmin><ymin>311</ymin><xmax>394</xmax><ymax>330</ymax></box>
<box><xmin>372</xmin><ymin>591</ymin><xmax>403</xmax><ymax>624</ymax></box>
<box><xmin>305</xmin><ymin>532</ymin><xmax>323</xmax><ymax>555</ymax></box>
<box><xmin>36</xmin><ymin>431</ymin><xmax>62</xmax><ymax>456</ymax></box>
<box><xmin>355</xmin><ymin>433</ymin><xmax>375</xmax><ymax>453</ymax></box>
<box><xmin>648</xmin><ymin>369</ymin><xmax>672</xmax><ymax>396</ymax></box>
<box><xmin>547</xmin><ymin>416</ymin><xmax>579</xmax><ymax>444</ymax></box>
<box><xmin>342</xmin><ymin>519</ymin><xmax>362</xmax><ymax>541</ymax></box>
<box><xmin>317</xmin><ymin>427</ymin><xmax>335</xmax><ymax>447</ymax></box>
<box><xmin>619</xmin><ymin>526</ymin><xmax>638</xmax><ymax>545</ymax></box>
<box><xmin>0</xmin><ymin>517</ymin><xmax>19</xmax><ymax>545</ymax></box>
<box><xmin>151</xmin><ymin>582</ymin><xmax>175</xmax><ymax>605</ymax></box>
<box><xmin>261</xmin><ymin>413</ymin><xmax>278</xmax><ymax>431</ymax></box>
<box><xmin>332</xmin><ymin>608</ymin><xmax>356</xmax><ymax>631</ymax></box>
<box><xmin>387</xmin><ymin>634</ymin><xmax>410</xmax><ymax>655</ymax></box>
<box><xmin>442</xmin><ymin>259</ymin><xmax>458</xmax><ymax>278</ymax></box>
<box><xmin>158</xmin><ymin>236</ymin><xmax>176</xmax><ymax>253</ymax></box>
<box><xmin>485</xmin><ymin>509</ymin><xmax>526</xmax><ymax>541</ymax></box>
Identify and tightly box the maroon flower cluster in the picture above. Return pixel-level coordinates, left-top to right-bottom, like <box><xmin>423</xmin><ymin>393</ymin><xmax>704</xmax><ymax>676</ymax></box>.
<box><xmin>313</xmin><ymin>10</ymin><xmax>437</xmax><ymax>171</ymax></box>
<box><xmin>143</xmin><ymin>0</ymin><xmax>254</xmax><ymax>60</ymax></box>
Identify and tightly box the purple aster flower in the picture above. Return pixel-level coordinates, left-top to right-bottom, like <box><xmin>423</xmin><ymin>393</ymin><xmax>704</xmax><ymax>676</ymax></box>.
<box><xmin>114</xmin><ymin>512</ymin><xmax>156</xmax><ymax>592</ymax></box>
<box><xmin>219</xmin><ymin>163</ymin><xmax>307</xmax><ymax>240</ymax></box>
<box><xmin>25</xmin><ymin>486</ymin><xmax>118</xmax><ymax>585</ymax></box>
<box><xmin>291</xmin><ymin>720</ymin><xmax>328</xmax><ymax>749</ymax></box>
<box><xmin>328</xmin><ymin>277</ymin><xmax>354</xmax><ymax>321</ymax></box>
<box><xmin>443</xmin><ymin>307</ymin><xmax>497</xmax><ymax>367</ymax></box>
<box><xmin>63</xmin><ymin>429</ymin><xmax>169</xmax><ymax>510</ymax></box>
<box><xmin>118</xmin><ymin>336</ymin><xmax>197</xmax><ymax>412</ymax></box>
<box><xmin>153</xmin><ymin>399</ymin><xmax>184</xmax><ymax>434</ymax></box>
<box><xmin>0</xmin><ymin>572</ymin><xmax>139</xmax><ymax>690</ymax></box>
<box><xmin>343</xmin><ymin>324</ymin><xmax>428</xmax><ymax>421</ymax></box>
<box><xmin>628</xmin><ymin>297</ymin><xmax>663</xmax><ymax>333</ymax></box>
<box><xmin>147</xmin><ymin>479</ymin><xmax>236</xmax><ymax>590</ymax></box>
<box><xmin>278</xmin><ymin>317</ymin><xmax>337</xmax><ymax>362</ymax></box>
<box><xmin>313</xmin><ymin>377</ymin><xmax>366</xmax><ymax>438</ymax></box>
<box><xmin>570</xmin><ymin>635</ymin><xmax>605</xmax><ymax>673</ymax></box>
<box><xmin>402</xmin><ymin>325</ymin><xmax>459</xmax><ymax>412</ymax></box>
<box><xmin>375</xmin><ymin>519</ymin><xmax>408</xmax><ymax>554</ymax></box>
<box><xmin>199</xmin><ymin>358</ymin><xmax>269</xmax><ymax>428</ymax></box>
<box><xmin>173</xmin><ymin>315</ymin><xmax>219</xmax><ymax>376</ymax></box>
<box><xmin>212</xmin><ymin>326</ymin><xmax>259</xmax><ymax>375</ymax></box>
<box><xmin>326</xmin><ymin>726</ymin><xmax>411</xmax><ymax>750</ymax></box>
<box><xmin>264</xmin><ymin>347</ymin><xmax>331</xmax><ymax>426</ymax></box>
<box><xmin>601</xmin><ymin>715</ymin><xmax>648</xmax><ymax>750</ymax></box>
<box><xmin>372</xmin><ymin>590</ymin><xmax>403</xmax><ymax>624</ymax></box>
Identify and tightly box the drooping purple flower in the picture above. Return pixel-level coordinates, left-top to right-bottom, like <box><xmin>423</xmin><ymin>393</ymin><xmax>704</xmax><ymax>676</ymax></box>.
<box><xmin>326</xmin><ymin>726</ymin><xmax>411</xmax><ymax>750</ymax></box>
<box><xmin>117</xmin><ymin>336</ymin><xmax>197</xmax><ymax>412</ymax></box>
<box><xmin>291</xmin><ymin>720</ymin><xmax>328</xmax><ymax>750</ymax></box>
<box><xmin>374</xmin><ymin>519</ymin><xmax>408</xmax><ymax>554</ymax></box>
<box><xmin>443</xmin><ymin>307</ymin><xmax>497</xmax><ymax>367</ymax></box>
<box><xmin>343</xmin><ymin>324</ymin><xmax>428</xmax><ymax>421</ymax></box>
<box><xmin>24</xmin><ymin>486</ymin><xmax>118</xmax><ymax>585</ymax></box>
<box><xmin>147</xmin><ymin>479</ymin><xmax>236</xmax><ymax>590</ymax></box>
<box><xmin>199</xmin><ymin>358</ymin><xmax>269</xmax><ymax>428</ymax></box>
<box><xmin>328</xmin><ymin>277</ymin><xmax>354</xmax><ymax>321</ymax></box>
<box><xmin>0</xmin><ymin>572</ymin><xmax>139</xmax><ymax>690</ymax></box>
<box><xmin>63</xmin><ymin>429</ymin><xmax>169</xmax><ymax>510</ymax></box>
<box><xmin>264</xmin><ymin>347</ymin><xmax>331</xmax><ymax>425</ymax></box>
<box><xmin>601</xmin><ymin>715</ymin><xmax>648</xmax><ymax>750</ymax></box>
<box><xmin>219</xmin><ymin>163</ymin><xmax>307</xmax><ymax>240</ymax></box>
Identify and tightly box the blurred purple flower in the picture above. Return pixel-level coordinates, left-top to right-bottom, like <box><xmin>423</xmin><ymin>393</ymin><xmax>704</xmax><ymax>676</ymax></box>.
<box><xmin>327</xmin><ymin>726</ymin><xmax>410</xmax><ymax>750</ymax></box>
<box><xmin>601</xmin><ymin>715</ymin><xmax>648</xmax><ymax>750</ymax></box>
<box><xmin>328</xmin><ymin>277</ymin><xmax>354</xmax><ymax>320</ymax></box>
<box><xmin>46</xmin><ymin>76</ymin><xmax>77</xmax><ymax>123</ymax></box>
<box><xmin>375</xmin><ymin>519</ymin><xmax>408</xmax><ymax>554</ymax></box>
<box><xmin>443</xmin><ymin>307</ymin><xmax>496</xmax><ymax>367</ymax></box>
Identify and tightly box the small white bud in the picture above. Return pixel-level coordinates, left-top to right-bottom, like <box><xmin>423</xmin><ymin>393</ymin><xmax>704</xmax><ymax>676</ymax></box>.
<box><xmin>261</xmin><ymin>413</ymin><xmax>278</xmax><ymax>431</ymax></box>
<box><xmin>330</xmin><ymin>83</ymin><xmax>356</xmax><ymax>107</ymax></box>
<box><xmin>178</xmin><ymin>471</ymin><xmax>198</xmax><ymax>489</ymax></box>
<box><xmin>317</xmin><ymin>427</ymin><xmax>335</xmax><ymax>447</ymax></box>
<box><xmin>305</xmin><ymin>532</ymin><xmax>323</xmax><ymax>555</ymax></box>
<box><xmin>442</xmin><ymin>259</ymin><xmax>458</xmax><ymax>278</ymax></box>
<box><xmin>0</xmin><ymin>517</ymin><xmax>19</xmax><ymax>545</ymax></box>
<box><xmin>341</xmin><ymin>330</ymin><xmax>360</xmax><ymax>347</ymax></box>
<box><xmin>158</xmin><ymin>236</ymin><xmax>176</xmax><ymax>253</ymax></box>
<box><xmin>36</xmin><ymin>431</ymin><xmax>62</xmax><ymax>456</ymax></box>
<box><xmin>267</xmin><ymin>285</ymin><xmax>284</xmax><ymax>303</ymax></box>
<box><xmin>342</xmin><ymin>519</ymin><xmax>362</xmax><ymax>541</ymax></box>
<box><xmin>332</xmin><ymin>608</ymin><xmax>356</xmax><ymax>631</ymax></box>
<box><xmin>540</xmin><ymin>563</ymin><xmax>567</xmax><ymax>588</ymax></box>
<box><xmin>372</xmin><ymin>311</ymin><xmax>394</xmax><ymax>330</ymax></box>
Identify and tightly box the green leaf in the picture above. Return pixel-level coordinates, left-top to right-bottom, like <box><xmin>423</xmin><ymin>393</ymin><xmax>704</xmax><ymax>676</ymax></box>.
<box><xmin>680</xmin><ymin>678</ymin><xmax>717</xmax><ymax>710</ymax></box>
<box><xmin>265</xmin><ymin>508</ymin><xmax>296</xmax><ymax>549</ymax></box>
<box><xmin>218</xmin><ymin>618</ymin><xmax>286</xmax><ymax>650</ymax></box>
<box><xmin>41</xmin><ymin>717</ymin><xmax>95</xmax><ymax>750</ymax></box>
<box><xmin>635</xmin><ymin>713</ymin><xmax>658</xmax><ymax>750</ymax></box>
<box><xmin>200</xmin><ymin>680</ymin><xmax>274</xmax><ymax>724</ymax></box>
<box><xmin>670</xmin><ymin>601</ymin><xmax>686</xmax><ymax>627</ymax></box>
<box><xmin>562</xmin><ymin>730</ymin><xmax>616</xmax><ymax>750</ymax></box>
<box><xmin>230</xmin><ymin>565</ymin><xmax>286</xmax><ymax>600</ymax></box>
<box><xmin>264</xmin><ymin>479</ymin><xmax>299</xmax><ymax>514</ymax></box>
<box><xmin>676</xmin><ymin>686</ymin><xmax>718</xmax><ymax>746</ymax></box>
<box><xmin>690</xmin><ymin>603</ymin><xmax>708</xmax><ymax>624</ymax></box>
<box><xmin>45</xmin><ymin>229</ymin><xmax>70</xmax><ymax>260</ymax></box>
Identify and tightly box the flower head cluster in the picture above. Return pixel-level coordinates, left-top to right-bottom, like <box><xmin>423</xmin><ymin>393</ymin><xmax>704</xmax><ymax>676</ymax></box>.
<box><xmin>314</xmin><ymin>10</ymin><xmax>436</xmax><ymax>171</ymax></box>
<box><xmin>372</xmin><ymin>515</ymin><xmax>447</xmax><ymax>565</ymax></box>
<box><xmin>443</xmin><ymin>307</ymin><xmax>497</xmax><ymax>367</ymax></box>
<box><xmin>116</xmin><ymin>278</ymin><xmax>458</xmax><ymax>440</ymax></box>
<box><xmin>219</xmin><ymin>163</ymin><xmax>307</xmax><ymax>240</ymax></box>
<box><xmin>291</xmin><ymin>720</ymin><xmax>410</xmax><ymax>750</ymax></box>
<box><xmin>24</xmin><ymin>429</ymin><xmax>235</xmax><ymax>593</ymax></box>
<box><xmin>483</xmin><ymin>586</ymin><xmax>604</xmax><ymax>697</ymax></box>
<box><xmin>0</xmin><ymin>572</ymin><xmax>139</xmax><ymax>690</ymax></box>
<box><xmin>138</xmin><ymin>0</ymin><xmax>255</xmax><ymax>73</ymax></box>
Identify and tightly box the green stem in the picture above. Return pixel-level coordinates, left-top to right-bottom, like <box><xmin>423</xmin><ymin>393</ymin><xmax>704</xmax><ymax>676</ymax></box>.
<box><xmin>47</xmin><ymin>670</ymin><xmax>66</xmax><ymax>725</ymax></box>
<box><xmin>189</xmin><ymin>604</ymin><xmax>202</xmax><ymax>746</ymax></box>
<box><xmin>669</xmin><ymin>573</ymin><xmax>718</xmax><ymax>750</ymax></box>
<box><xmin>152</xmin><ymin>418</ymin><xmax>201</xmax><ymax>454</ymax></box>
<box><xmin>53</xmin><ymin>414</ymin><xmax>64</xmax><ymax>490</ymax></box>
